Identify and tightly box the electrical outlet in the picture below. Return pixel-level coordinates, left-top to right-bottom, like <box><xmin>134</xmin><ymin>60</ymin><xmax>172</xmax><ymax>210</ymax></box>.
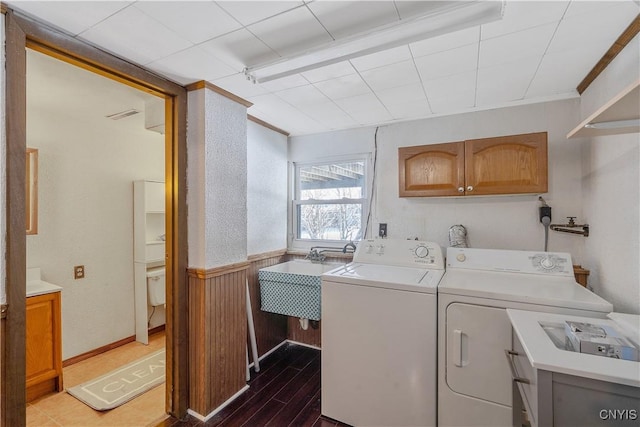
<box><xmin>379</xmin><ymin>223</ymin><xmax>387</xmax><ymax>238</ymax></box>
<box><xmin>74</xmin><ymin>265</ymin><xmax>85</xmax><ymax>280</ymax></box>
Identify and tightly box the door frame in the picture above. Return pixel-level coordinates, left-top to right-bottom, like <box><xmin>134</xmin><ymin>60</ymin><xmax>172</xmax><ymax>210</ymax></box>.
<box><xmin>2</xmin><ymin>8</ymin><xmax>189</xmax><ymax>425</ymax></box>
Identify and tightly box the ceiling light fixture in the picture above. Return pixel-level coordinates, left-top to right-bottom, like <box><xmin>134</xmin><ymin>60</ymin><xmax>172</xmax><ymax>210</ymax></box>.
<box><xmin>584</xmin><ymin>119</ymin><xmax>640</xmax><ymax>129</ymax></box>
<box><xmin>244</xmin><ymin>0</ymin><xmax>505</xmax><ymax>84</ymax></box>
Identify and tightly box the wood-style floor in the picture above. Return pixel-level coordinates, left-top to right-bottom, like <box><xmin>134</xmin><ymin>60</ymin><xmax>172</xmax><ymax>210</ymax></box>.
<box><xmin>160</xmin><ymin>343</ymin><xmax>348</xmax><ymax>427</ymax></box>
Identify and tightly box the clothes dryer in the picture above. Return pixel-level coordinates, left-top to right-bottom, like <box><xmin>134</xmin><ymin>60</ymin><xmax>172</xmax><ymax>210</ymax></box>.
<box><xmin>438</xmin><ymin>247</ymin><xmax>613</xmax><ymax>426</ymax></box>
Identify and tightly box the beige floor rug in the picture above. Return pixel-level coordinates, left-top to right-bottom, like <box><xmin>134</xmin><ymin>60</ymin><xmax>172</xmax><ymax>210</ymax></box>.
<box><xmin>67</xmin><ymin>349</ymin><xmax>165</xmax><ymax>411</ymax></box>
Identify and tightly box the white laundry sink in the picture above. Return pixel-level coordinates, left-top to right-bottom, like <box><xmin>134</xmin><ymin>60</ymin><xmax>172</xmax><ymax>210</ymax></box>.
<box><xmin>258</xmin><ymin>260</ymin><xmax>343</xmax><ymax>321</ymax></box>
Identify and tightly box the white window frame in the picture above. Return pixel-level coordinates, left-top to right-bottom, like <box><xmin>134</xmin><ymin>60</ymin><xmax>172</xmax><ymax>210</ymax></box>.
<box><xmin>290</xmin><ymin>155</ymin><xmax>370</xmax><ymax>249</ymax></box>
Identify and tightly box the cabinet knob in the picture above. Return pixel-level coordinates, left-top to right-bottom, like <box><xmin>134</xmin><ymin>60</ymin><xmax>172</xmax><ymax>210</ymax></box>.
<box><xmin>467</xmin><ymin>185</ymin><xmax>474</xmax><ymax>192</ymax></box>
<box><xmin>458</xmin><ymin>187</ymin><xmax>464</xmax><ymax>193</ymax></box>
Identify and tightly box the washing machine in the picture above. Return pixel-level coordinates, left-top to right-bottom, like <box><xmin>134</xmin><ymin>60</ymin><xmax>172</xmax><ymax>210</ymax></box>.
<box><xmin>321</xmin><ymin>239</ymin><xmax>445</xmax><ymax>427</ymax></box>
<box><xmin>438</xmin><ymin>247</ymin><xmax>613</xmax><ymax>427</ymax></box>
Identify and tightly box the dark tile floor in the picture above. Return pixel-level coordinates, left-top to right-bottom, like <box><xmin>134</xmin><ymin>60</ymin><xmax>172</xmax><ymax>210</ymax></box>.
<box><xmin>159</xmin><ymin>343</ymin><xmax>349</xmax><ymax>427</ymax></box>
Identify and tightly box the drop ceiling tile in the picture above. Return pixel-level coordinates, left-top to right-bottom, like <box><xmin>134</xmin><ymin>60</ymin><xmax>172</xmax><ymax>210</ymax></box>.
<box><xmin>216</xmin><ymin>1</ymin><xmax>304</xmax><ymax>26</ymax></box>
<box><xmin>385</xmin><ymin>99</ymin><xmax>432</xmax><ymax>120</ymax></box>
<box><xmin>313</xmin><ymin>74</ymin><xmax>372</xmax><ymax>100</ymax></box>
<box><xmin>212</xmin><ymin>73</ymin><xmax>270</xmax><ymax>99</ymax></box>
<box><xmin>299</xmin><ymin>102</ymin><xmax>359</xmax><ymax>129</ymax></box>
<box><xmin>479</xmin><ymin>23</ymin><xmax>556</xmax><ymax>69</ymax></box>
<box><xmin>359</xmin><ymin>60</ymin><xmax>421</xmax><ymax>91</ymax></box>
<box><xmin>422</xmin><ymin>70</ymin><xmax>476</xmax><ymax>113</ymax></box>
<box><xmin>527</xmin><ymin>41</ymin><xmax>612</xmax><ymax>98</ymax></box>
<box><xmin>248</xmin><ymin>93</ymin><xmax>327</xmax><ymax>134</ymax></box>
<box><xmin>135</xmin><ymin>1</ymin><xmax>241</xmax><ymax>45</ymax></box>
<box><xmin>260</xmin><ymin>74</ymin><xmax>311</xmax><ymax>92</ymax></box>
<box><xmin>306</xmin><ymin>0</ymin><xmax>399</xmax><ymax>40</ymax></box>
<box><xmin>350</xmin><ymin>46</ymin><xmax>412</xmax><ymax>72</ymax></box>
<box><xmin>6</xmin><ymin>1</ymin><xmax>132</xmax><ymax>36</ymax></box>
<box><xmin>414</xmin><ymin>43</ymin><xmax>478</xmax><ymax>81</ymax></box>
<box><xmin>334</xmin><ymin>92</ymin><xmax>385</xmax><ymax>116</ymax></box>
<box><xmin>247</xmin><ymin>6</ymin><xmax>332</xmax><ymax>56</ymax></box>
<box><xmin>376</xmin><ymin>83</ymin><xmax>426</xmax><ymax>107</ymax></box>
<box><xmin>79</xmin><ymin>5</ymin><xmax>193</xmax><ymax>65</ymax></box>
<box><xmin>480</xmin><ymin>1</ymin><xmax>569</xmax><ymax>40</ymax></box>
<box><xmin>147</xmin><ymin>45</ymin><xmax>237</xmax><ymax>85</ymax></box>
<box><xmin>350</xmin><ymin>106</ymin><xmax>394</xmax><ymax>126</ymax></box>
<box><xmin>199</xmin><ymin>29</ymin><xmax>279</xmax><ymax>72</ymax></box>
<box><xmin>409</xmin><ymin>27</ymin><xmax>479</xmax><ymax>58</ymax></box>
<box><xmin>301</xmin><ymin>62</ymin><xmax>356</xmax><ymax>84</ymax></box>
<box><xmin>275</xmin><ymin>84</ymin><xmax>330</xmax><ymax>108</ymax></box>
<box><xmin>547</xmin><ymin>3</ymin><xmax>639</xmax><ymax>54</ymax></box>
<box><xmin>564</xmin><ymin>0</ymin><xmax>638</xmax><ymax>18</ymax></box>
<box><xmin>394</xmin><ymin>1</ymin><xmax>466</xmax><ymax>20</ymax></box>
<box><xmin>476</xmin><ymin>56</ymin><xmax>540</xmax><ymax>105</ymax></box>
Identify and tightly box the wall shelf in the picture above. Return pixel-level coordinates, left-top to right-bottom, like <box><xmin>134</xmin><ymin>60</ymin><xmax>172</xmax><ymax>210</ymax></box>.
<box><xmin>567</xmin><ymin>79</ymin><xmax>640</xmax><ymax>139</ymax></box>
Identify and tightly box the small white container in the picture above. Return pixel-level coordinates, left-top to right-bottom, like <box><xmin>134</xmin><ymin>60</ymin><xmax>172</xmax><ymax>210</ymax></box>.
<box><xmin>146</xmin><ymin>267</ymin><xmax>165</xmax><ymax>307</ymax></box>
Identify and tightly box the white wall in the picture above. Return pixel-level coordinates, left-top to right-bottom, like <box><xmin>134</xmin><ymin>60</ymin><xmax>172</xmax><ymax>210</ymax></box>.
<box><xmin>187</xmin><ymin>88</ymin><xmax>248</xmax><ymax>269</ymax></box>
<box><xmin>579</xmin><ymin>34</ymin><xmax>640</xmax><ymax>315</ymax></box>
<box><xmin>26</xmin><ymin>104</ymin><xmax>164</xmax><ymax>359</ymax></box>
<box><xmin>290</xmin><ymin>99</ymin><xmax>585</xmax><ymax>257</ymax></box>
<box><xmin>247</xmin><ymin>121</ymin><xmax>288</xmax><ymax>255</ymax></box>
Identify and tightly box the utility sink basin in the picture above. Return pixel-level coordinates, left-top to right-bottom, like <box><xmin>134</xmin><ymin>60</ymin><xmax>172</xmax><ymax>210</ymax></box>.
<box><xmin>258</xmin><ymin>260</ymin><xmax>343</xmax><ymax>321</ymax></box>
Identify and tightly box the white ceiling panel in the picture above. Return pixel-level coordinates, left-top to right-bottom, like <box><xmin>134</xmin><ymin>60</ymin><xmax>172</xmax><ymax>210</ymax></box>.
<box><xmin>301</xmin><ymin>62</ymin><xmax>357</xmax><ymax>84</ymax></box>
<box><xmin>212</xmin><ymin>73</ymin><xmax>270</xmax><ymax>99</ymax></box>
<box><xmin>476</xmin><ymin>56</ymin><xmax>540</xmax><ymax>105</ymax></box>
<box><xmin>135</xmin><ymin>1</ymin><xmax>241</xmax><ymax>45</ymax></box>
<box><xmin>359</xmin><ymin>60</ymin><xmax>421</xmax><ymax>91</ymax></box>
<box><xmin>147</xmin><ymin>45</ymin><xmax>237</xmax><ymax>85</ymax></box>
<box><xmin>275</xmin><ymin>84</ymin><xmax>331</xmax><ymax>108</ymax></box>
<box><xmin>422</xmin><ymin>70</ymin><xmax>476</xmax><ymax>113</ymax></box>
<box><xmin>10</xmin><ymin>1</ymin><xmax>132</xmax><ymax>36</ymax></box>
<box><xmin>385</xmin><ymin>99</ymin><xmax>432</xmax><ymax>120</ymax></box>
<box><xmin>480</xmin><ymin>1</ymin><xmax>569</xmax><ymax>40</ymax></box>
<box><xmin>79</xmin><ymin>5</ymin><xmax>193</xmax><ymax>65</ymax></box>
<box><xmin>199</xmin><ymin>28</ymin><xmax>279</xmax><ymax>71</ymax></box>
<box><xmin>526</xmin><ymin>41</ymin><xmax>612</xmax><ymax>98</ymax></box>
<box><xmin>307</xmin><ymin>0</ymin><xmax>399</xmax><ymax>40</ymax></box>
<box><xmin>10</xmin><ymin>0</ymin><xmax>638</xmax><ymax>136</ymax></box>
<box><xmin>409</xmin><ymin>27</ymin><xmax>480</xmax><ymax>58</ymax></box>
<box><xmin>414</xmin><ymin>43</ymin><xmax>478</xmax><ymax>81</ymax></box>
<box><xmin>313</xmin><ymin>74</ymin><xmax>372</xmax><ymax>100</ymax></box>
<box><xmin>350</xmin><ymin>46</ymin><xmax>413</xmax><ymax>72</ymax></box>
<box><xmin>376</xmin><ymin>83</ymin><xmax>427</xmax><ymax>107</ymax></box>
<box><xmin>247</xmin><ymin>6</ymin><xmax>332</xmax><ymax>56</ymax></box>
<box><xmin>547</xmin><ymin>3</ymin><xmax>639</xmax><ymax>54</ymax></box>
<box><xmin>479</xmin><ymin>23</ymin><xmax>556</xmax><ymax>69</ymax></box>
<box><xmin>216</xmin><ymin>1</ymin><xmax>304</xmax><ymax>26</ymax></box>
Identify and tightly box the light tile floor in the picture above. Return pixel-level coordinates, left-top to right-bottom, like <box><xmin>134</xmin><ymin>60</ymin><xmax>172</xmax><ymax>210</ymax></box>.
<box><xmin>27</xmin><ymin>332</ymin><xmax>168</xmax><ymax>427</ymax></box>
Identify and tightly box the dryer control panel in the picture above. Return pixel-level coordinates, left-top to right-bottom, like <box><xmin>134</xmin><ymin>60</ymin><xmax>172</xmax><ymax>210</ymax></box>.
<box><xmin>446</xmin><ymin>247</ymin><xmax>573</xmax><ymax>276</ymax></box>
<box><xmin>354</xmin><ymin>239</ymin><xmax>444</xmax><ymax>269</ymax></box>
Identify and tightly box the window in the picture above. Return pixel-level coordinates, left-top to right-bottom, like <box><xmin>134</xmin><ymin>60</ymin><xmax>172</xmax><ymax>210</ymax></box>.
<box><xmin>293</xmin><ymin>159</ymin><xmax>367</xmax><ymax>242</ymax></box>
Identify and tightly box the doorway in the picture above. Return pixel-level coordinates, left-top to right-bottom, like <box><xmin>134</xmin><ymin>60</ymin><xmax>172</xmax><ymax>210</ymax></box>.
<box><xmin>2</xmin><ymin>9</ymin><xmax>188</xmax><ymax>426</ymax></box>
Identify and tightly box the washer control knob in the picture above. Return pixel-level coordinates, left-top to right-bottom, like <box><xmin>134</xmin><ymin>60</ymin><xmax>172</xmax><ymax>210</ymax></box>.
<box><xmin>376</xmin><ymin>245</ymin><xmax>385</xmax><ymax>255</ymax></box>
<box><xmin>366</xmin><ymin>244</ymin><xmax>373</xmax><ymax>254</ymax></box>
<box><xmin>540</xmin><ymin>257</ymin><xmax>555</xmax><ymax>269</ymax></box>
<box><xmin>415</xmin><ymin>245</ymin><xmax>429</xmax><ymax>258</ymax></box>
<box><xmin>456</xmin><ymin>253</ymin><xmax>466</xmax><ymax>262</ymax></box>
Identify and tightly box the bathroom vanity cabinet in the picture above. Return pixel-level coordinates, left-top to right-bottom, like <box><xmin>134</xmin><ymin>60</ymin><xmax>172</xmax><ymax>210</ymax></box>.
<box><xmin>26</xmin><ymin>291</ymin><xmax>63</xmax><ymax>402</ymax></box>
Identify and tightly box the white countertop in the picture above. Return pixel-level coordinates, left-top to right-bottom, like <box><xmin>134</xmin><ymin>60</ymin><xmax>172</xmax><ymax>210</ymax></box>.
<box><xmin>507</xmin><ymin>309</ymin><xmax>640</xmax><ymax>387</ymax></box>
<box><xmin>27</xmin><ymin>280</ymin><xmax>62</xmax><ymax>297</ymax></box>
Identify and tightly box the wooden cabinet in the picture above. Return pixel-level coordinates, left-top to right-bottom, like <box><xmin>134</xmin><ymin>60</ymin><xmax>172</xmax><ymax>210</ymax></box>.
<box><xmin>399</xmin><ymin>132</ymin><xmax>548</xmax><ymax>197</ymax></box>
<box><xmin>26</xmin><ymin>292</ymin><xmax>63</xmax><ymax>402</ymax></box>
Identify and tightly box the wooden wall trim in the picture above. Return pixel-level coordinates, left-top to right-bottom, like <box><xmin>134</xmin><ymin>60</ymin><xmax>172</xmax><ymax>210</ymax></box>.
<box><xmin>1</xmin><ymin>3</ymin><xmax>7</xmax><ymax>14</ymax></box>
<box><xmin>248</xmin><ymin>249</ymin><xmax>288</xmax><ymax>262</ymax></box>
<box><xmin>185</xmin><ymin>80</ymin><xmax>253</xmax><ymax>108</ymax></box>
<box><xmin>3</xmin><ymin>10</ymin><xmax>27</xmax><ymax>427</ymax></box>
<box><xmin>187</xmin><ymin>261</ymin><xmax>251</xmax><ymax>279</ymax></box>
<box><xmin>247</xmin><ymin>115</ymin><xmax>290</xmax><ymax>136</ymax></box>
<box><xmin>577</xmin><ymin>14</ymin><xmax>640</xmax><ymax>94</ymax></box>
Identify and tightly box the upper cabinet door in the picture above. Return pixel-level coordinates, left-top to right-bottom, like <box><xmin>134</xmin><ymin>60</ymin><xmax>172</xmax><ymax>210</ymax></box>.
<box><xmin>465</xmin><ymin>132</ymin><xmax>548</xmax><ymax>196</ymax></box>
<box><xmin>399</xmin><ymin>142</ymin><xmax>465</xmax><ymax>197</ymax></box>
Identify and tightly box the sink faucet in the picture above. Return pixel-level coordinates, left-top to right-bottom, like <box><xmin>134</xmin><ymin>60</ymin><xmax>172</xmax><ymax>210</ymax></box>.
<box><xmin>305</xmin><ymin>249</ymin><xmax>326</xmax><ymax>263</ymax></box>
<box><xmin>342</xmin><ymin>241</ymin><xmax>357</xmax><ymax>254</ymax></box>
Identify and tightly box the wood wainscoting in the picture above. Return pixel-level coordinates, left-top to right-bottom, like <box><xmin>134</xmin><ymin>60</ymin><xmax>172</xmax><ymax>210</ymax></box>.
<box><xmin>187</xmin><ymin>262</ymin><xmax>249</xmax><ymax>417</ymax></box>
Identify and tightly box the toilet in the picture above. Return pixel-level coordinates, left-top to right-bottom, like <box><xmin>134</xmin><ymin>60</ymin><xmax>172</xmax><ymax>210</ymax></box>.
<box><xmin>146</xmin><ymin>267</ymin><xmax>165</xmax><ymax>307</ymax></box>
